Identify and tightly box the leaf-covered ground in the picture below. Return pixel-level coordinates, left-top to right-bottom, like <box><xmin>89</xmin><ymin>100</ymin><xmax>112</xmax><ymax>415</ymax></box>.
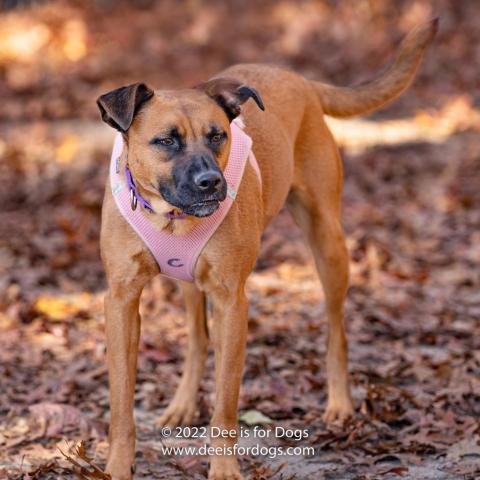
<box><xmin>0</xmin><ymin>1</ymin><xmax>479</xmax><ymax>479</ymax></box>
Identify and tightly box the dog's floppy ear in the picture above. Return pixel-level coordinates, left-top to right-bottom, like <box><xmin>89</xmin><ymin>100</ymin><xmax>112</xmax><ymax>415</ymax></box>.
<box><xmin>96</xmin><ymin>82</ymin><xmax>154</xmax><ymax>132</ymax></box>
<box><xmin>196</xmin><ymin>78</ymin><xmax>265</xmax><ymax>121</ymax></box>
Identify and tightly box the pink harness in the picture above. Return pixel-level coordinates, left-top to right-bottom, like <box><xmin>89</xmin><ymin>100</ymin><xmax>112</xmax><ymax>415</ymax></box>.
<box><xmin>109</xmin><ymin>119</ymin><xmax>260</xmax><ymax>282</ymax></box>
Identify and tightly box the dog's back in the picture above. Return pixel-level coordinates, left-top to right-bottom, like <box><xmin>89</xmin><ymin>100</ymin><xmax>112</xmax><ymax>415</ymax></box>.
<box><xmin>212</xmin><ymin>19</ymin><xmax>437</xmax><ymax>223</ymax></box>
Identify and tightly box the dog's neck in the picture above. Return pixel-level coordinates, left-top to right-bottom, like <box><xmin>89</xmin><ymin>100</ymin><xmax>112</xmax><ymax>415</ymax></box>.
<box><xmin>134</xmin><ymin>183</ymin><xmax>202</xmax><ymax>235</ymax></box>
<box><xmin>151</xmin><ymin>215</ymin><xmax>201</xmax><ymax>236</ymax></box>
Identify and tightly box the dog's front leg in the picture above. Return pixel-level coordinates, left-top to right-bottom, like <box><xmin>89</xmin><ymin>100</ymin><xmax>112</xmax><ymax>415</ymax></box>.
<box><xmin>207</xmin><ymin>283</ymin><xmax>248</xmax><ymax>480</ymax></box>
<box><xmin>104</xmin><ymin>283</ymin><xmax>144</xmax><ymax>480</ymax></box>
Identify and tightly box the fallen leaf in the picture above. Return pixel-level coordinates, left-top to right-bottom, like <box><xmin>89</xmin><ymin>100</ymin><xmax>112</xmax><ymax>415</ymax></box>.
<box><xmin>239</xmin><ymin>410</ymin><xmax>274</xmax><ymax>426</ymax></box>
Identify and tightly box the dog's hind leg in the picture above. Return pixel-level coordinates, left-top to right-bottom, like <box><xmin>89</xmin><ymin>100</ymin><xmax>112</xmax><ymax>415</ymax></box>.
<box><xmin>157</xmin><ymin>282</ymin><xmax>209</xmax><ymax>427</ymax></box>
<box><xmin>287</xmin><ymin>119</ymin><xmax>353</xmax><ymax>424</ymax></box>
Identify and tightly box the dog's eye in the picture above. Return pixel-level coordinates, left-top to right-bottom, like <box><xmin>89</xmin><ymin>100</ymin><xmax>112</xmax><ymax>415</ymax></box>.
<box><xmin>150</xmin><ymin>137</ymin><xmax>175</xmax><ymax>147</ymax></box>
<box><xmin>210</xmin><ymin>133</ymin><xmax>226</xmax><ymax>145</ymax></box>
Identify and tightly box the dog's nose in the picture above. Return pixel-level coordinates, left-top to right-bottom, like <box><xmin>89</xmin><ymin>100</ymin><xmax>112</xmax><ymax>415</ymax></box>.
<box><xmin>193</xmin><ymin>170</ymin><xmax>222</xmax><ymax>192</ymax></box>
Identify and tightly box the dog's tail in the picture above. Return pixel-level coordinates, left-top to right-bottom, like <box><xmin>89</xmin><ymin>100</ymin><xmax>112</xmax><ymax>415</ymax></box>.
<box><xmin>313</xmin><ymin>19</ymin><xmax>438</xmax><ymax>118</ymax></box>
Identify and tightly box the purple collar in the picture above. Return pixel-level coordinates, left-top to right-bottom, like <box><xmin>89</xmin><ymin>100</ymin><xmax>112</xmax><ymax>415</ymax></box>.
<box><xmin>125</xmin><ymin>166</ymin><xmax>186</xmax><ymax>220</ymax></box>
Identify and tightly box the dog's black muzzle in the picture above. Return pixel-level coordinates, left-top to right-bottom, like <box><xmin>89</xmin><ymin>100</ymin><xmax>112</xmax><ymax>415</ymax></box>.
<box><xmin>159</xmin><ymin>154</ymin><xmax>227</xmax><ymax>217</ymax></box>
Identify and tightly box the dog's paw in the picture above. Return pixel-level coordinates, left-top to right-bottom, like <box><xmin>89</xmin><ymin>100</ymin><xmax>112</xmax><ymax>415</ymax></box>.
<box><xmin>209</xmin><ymin>470</ymin><xmax>244</xmax><ymax>480</ymax></box>
<box><xmin>209</xmin><ymin>456</ymin><xmax>243</xmax><ymax>480</ymax></box>
<box><xmin>323</xmin><ymin>397</ymin><xmax>354</xmax><ymax>425</ymax></box>
<box><xmin>105</xmin><ymin>461</ymin><xmax>134</xmax><ymax>480</ymax></box>
<box><xmin>156</xmin><ymin>397</ymin><xmax>196</xmax><ymax>428</ymax></box>
<box><xmin>105</xmin><ymin>445</ymin><xmax>135</xmax><ymax>480</ymax></box>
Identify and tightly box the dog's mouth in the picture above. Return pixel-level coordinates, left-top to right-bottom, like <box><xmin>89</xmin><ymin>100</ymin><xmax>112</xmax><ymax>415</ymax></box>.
<box><xmin>181</xmin><ymin>199</ymin><xmax>220</xmax><ymax>217</ymax></box>
<box><xmin>159</xmin><ymin>181</ymin><xmax>226</xmax><ymax>219</ymax></box>
<box><xmin>159</xmin><ymin>187</ymin><xmax>222</xmax><ymax>218</ymax></box>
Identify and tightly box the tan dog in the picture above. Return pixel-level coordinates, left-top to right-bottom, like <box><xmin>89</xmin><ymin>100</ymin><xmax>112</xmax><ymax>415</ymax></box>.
<box><xmin>97</xmin><ymin>20</ymin><xmax>437</xmax><ymax>480</ymax></box>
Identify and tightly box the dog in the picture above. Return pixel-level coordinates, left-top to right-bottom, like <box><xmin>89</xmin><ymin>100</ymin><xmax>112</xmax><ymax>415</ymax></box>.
<box><xmin>96</xmin><ymin>20</ymin><xmax>437</xmax><ymax>480</ymax></box>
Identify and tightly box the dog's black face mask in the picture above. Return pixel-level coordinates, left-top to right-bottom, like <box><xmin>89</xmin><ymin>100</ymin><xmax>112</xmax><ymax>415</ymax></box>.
<box><xmin>159</xmin><ymin>152</ymin><xmax>227</xmax><ymax>218</ymax></box>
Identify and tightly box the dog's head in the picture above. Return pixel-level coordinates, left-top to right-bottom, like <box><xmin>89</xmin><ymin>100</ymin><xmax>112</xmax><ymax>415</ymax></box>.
<box><xmin>97</xmin><ymin>79</ymin><xmax>264</xmax><ymax>218</ymax></box>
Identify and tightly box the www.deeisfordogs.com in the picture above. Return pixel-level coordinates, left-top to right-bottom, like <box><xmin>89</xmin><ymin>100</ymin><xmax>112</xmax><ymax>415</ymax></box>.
<box><xmin>160</xmin><ymin>442</ymin><xmax>316</xmax><ymax>459</ymax></box>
